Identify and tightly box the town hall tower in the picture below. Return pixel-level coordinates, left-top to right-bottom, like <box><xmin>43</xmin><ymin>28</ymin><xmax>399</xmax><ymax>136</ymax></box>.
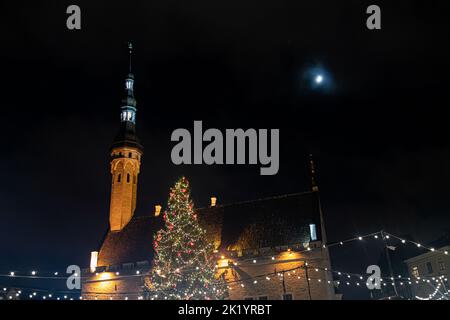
<box><xmin>109</xmin><ymin>43</ymin><xmax>143</xmax><ymax>232</ymax></box>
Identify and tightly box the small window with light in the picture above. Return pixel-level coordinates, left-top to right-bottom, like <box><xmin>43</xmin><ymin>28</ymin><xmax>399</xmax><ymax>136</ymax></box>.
<box><xmin>412</xmin><ymin>266</ymin><xmax>419</xmax><ymax>278</ymax></box>
<box><xmin>125</xmin><ymin>79</ymin><xmax>133</xmax><ymax>90</ymax></box>
<box><xmin>309</xmin><ymin>224</ymin><xmax>317</xmax><ymax>241</ymax></box>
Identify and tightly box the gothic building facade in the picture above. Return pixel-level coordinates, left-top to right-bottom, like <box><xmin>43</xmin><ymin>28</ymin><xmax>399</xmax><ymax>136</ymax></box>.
<box><xmin>81</xmin><ymin>46</ymin><xmax>339</xmax><ymax>300</ymax></box>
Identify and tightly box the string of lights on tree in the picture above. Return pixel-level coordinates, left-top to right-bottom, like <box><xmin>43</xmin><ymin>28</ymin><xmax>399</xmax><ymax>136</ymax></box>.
<box><xmin>145</xmin><ymin>177</ymin><xmax>227</xmax><ymax>300</ymax></box>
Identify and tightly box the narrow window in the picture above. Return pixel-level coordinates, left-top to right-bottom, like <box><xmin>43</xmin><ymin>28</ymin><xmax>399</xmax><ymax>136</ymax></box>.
<box><xmin>129</xmin><ymin>152</ymin><xmax>132</xmax><ymax>158</ymax></box>
<box><xmin>309</xmin><ymin>223</ymin><xmax>317</xmax><ymax>241</ymax></box>
<box><xmin>127</xmin><ymin>173</ymin><xmax>130</xmax><ymax>183</ymax></box>
<box><xmin>117</xmin><ymin>174</ymin><xmax>121</xmax><ymax>183</ymax></box>
<box><xmin>426</xmin><ymin>262</ymin><xmax>433</xmax><ymax>274</ymax></box>
<box><xmin>412</xmin><ymin>266</ymin><xmax>419</xmax><ymax>278</ymax></box>
<box><xmin>438</xmin><ymin>261</ymin><xmax>445</xmax><ymax>271</ymax></box>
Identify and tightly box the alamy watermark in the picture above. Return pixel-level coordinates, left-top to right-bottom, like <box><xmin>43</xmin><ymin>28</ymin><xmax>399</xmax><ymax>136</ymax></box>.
<box><xmin>171</xmin><ymin>121</ymin><xmax>279</xmax><ymax>175</ymax></box>
<box><xmin>66</xmin><ymin>265</ymin><xmax>81</xmax><ymax>290</ymax></box>
<box><xmin>366</xmin><ymin>265</ymin><xmax>381</xmax><ymax>290</ymax></box>
<box><xmin>66</xmin><ymin>5</ymin><xmax>81</xmax><ymax>30</ymax></box>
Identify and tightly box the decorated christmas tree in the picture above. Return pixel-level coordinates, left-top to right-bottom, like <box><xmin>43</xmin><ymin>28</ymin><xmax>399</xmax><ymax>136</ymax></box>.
<box><xmin>147</xmin><ymin>176</ymin><xmax>227</xmax><ymax>300</ymax></box>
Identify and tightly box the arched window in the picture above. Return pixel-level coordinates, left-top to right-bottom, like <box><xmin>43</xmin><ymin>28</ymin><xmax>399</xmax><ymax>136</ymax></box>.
<box><xmin>125</xmin><ymin>79</ymin><xmax>133</xmax><ymax>90</ymax></box>
<box><xmin>127</xmin><ymin>173</ymin><xmax>130</xmax><ymax>183</ymax></box>
<box><xmin>117</xmin><ymin>174</ymin><xmax>121</xmax><ymax>183</ymax></box>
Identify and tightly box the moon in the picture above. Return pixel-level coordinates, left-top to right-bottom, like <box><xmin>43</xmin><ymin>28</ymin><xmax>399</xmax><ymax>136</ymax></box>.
<box><xmin>315</xmin><ymin>74</ymin><xmax>323</xmax><ymax>84</ymax></box>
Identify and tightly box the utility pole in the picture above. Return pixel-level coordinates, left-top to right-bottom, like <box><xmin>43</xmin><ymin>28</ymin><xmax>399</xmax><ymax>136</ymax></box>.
<box><xmin>381</xmin><ymin>230</ymin><xmax>398</xmax><ymax>297</ymax></box>
<box><xmin>305</xmin><ymin>263</ymin><xmax>312</xmax><ymax>300</ymax></box>
<box><xmin>282</xmin><ymin>270</ymin><xmax>286</xmax><ymax>298</ymax></box>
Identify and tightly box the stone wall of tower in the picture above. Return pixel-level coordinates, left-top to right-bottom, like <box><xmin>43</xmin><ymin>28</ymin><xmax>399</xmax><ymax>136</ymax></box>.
<box><xmin>109</xmin><ymin>147</ymin><xmax>142</xmax><ymax>231</ymax></box>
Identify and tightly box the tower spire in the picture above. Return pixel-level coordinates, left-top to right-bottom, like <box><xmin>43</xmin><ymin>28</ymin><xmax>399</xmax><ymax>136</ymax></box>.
<box><xmin>128</xmin><ymin>41</ymin><xmax>133</xmax><ymax>74</ymax></box>
<box><xmin>110</xmin><ymin>42</ymin><xmax>142</xmax><ymax>151</ymax></box>
<box><xmin>119</xmin><ymin>42</ymin><xmax>137</xmax><ymax>124</ymax></box>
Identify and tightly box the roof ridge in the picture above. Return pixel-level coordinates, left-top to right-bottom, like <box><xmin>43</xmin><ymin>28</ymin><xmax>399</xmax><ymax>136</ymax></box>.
<box><xmin>131</xmin><ymin>191</ymin><xmax>315</xmax><ymax>218</ymax></box>
<box><xmin>197</xmin><ymin>191</ymin><xmax>315</xmax><ymax>210</ymax></box>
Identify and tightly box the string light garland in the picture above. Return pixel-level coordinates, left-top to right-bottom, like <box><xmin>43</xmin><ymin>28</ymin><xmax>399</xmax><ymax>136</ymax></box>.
<box><xmin>383</xmin><ymin>232</ymin><xmax>449</xmax><ymax>256</ymax></box>
<box><xmin>2</xmin><ymin>272</ymin><xmax>448</xmax><ymax>300</ymax></box>
<box><xmin>3</xmin><ymin>265</ymin><xmax>448</xmax><ymax>300</ymax></box>
<box><xmin>2</xmin><ymin>229</ymin><xmax>448</xmax><ymax>300</ymax></box>
<box><xmin>0</xmin><ymin>230</ymin><xmax>421</xmax><ymax>279</ymax></box>
<box><xmin>414</xmin><ymin>280</ymin><xmax>448</xmax><ymax>300</ymax></box>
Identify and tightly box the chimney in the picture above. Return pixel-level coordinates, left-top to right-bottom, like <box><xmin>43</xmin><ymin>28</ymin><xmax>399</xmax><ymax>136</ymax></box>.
<box><xmin>90</xmin><ymin>251</ymin><xmax>98</xmax><ymax>273</ymax></box>
<box><xmin>210</xmin><ymin>197</ymin><xmax>217</xmax><ymax>207</ymax></box>
<box><xmin>154</xmin><ymin>205</ymin><xmax>162</xmax><ymax>217</ymax></box>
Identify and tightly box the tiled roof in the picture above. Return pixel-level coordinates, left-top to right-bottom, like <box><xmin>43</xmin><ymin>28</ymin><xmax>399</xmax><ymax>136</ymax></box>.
<box><xmin>97</xmin><ymin>191</ymin><xmax>321</xmax><ymax>267</ymax></box>
<box><xmin>98</xmin><ymin>216</ymin><xmax>162</xmax><ymax>266</ymax></box>
<box><xmin>198</xmin><ymin>192</ymin><xmax>321</xmax><ymax>251</ymax></box>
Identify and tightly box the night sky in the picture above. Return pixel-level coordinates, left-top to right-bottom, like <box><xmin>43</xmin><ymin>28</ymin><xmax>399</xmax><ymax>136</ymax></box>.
<box><xmin>1</xmin><ymin>1</ymin><xmax>449</xmax><ymax>298</ymax></box>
